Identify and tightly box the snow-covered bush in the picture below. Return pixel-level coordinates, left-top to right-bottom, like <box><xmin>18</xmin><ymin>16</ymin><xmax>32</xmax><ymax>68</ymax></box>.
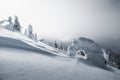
<box><xmin>0</xmin><ymin>16</ymin><xmax>21</xmax><ymax>32</ymax></box>
<box><xmin>67</xmin><ymin>37</ymin><xmax>102</xmax><ymax>56</ymax></box>
<box><xmin>67</xmin><ymin>37</ymin><xmax>106</xmax><ymax>67</ymax></box>
<box><xmin>5</xmin><ymin>16</ymin><xmax>14</xmax><ymax>31</ymax></box>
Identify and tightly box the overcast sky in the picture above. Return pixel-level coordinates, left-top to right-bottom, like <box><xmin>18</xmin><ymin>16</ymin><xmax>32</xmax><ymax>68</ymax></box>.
<box><xmin>0</xmin><ymin>0</ymin><xmax>120</xmax><ymax>40</ymax></box>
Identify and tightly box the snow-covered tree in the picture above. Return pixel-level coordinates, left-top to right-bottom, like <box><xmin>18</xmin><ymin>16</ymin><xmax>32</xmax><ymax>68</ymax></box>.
<box><xmin>67</xmin><ymin>37</ymin><xmax>107</xmax><ymax>68</ymax></box>
<box><xmin>28</xmin><ymin>24</ymin><xmax>33</xmax><ymax>38</ymax></box>
<box><xmin>24</xmin><ymin>24</ymin><xmax>38</xmax><ymax>40</ymax></box>
<box><xmin>13</xmin><ymin>16</ymin><xmax>21</xmax><ymax>32</ymax></box>
<box><xmin>0</xmin><ymin>16</ymin><xmax>14</xmax><ymax>31</ymax></box>
<box><xmin>102</xmin><ymin>49</ymin><xmax>109</xmax><ymax>62</ymax></box>
<box><xmin>8</xmin><ymin>16</ymin><xmax>12</xmax><ymax>24</ymax></box>
<box><xmin>28</xmin><ymin>24</ymin><xmax>35</xmax><ymax>39</ymax></box>
<box><xmin>67</xmin><ymin>37</ymin><xmax>102</xmax><ymax>56</ymax></box>
<box><xmin>54</xmin><ymin>41</ymin><xmax>58</xmax><ymax>48</ymax></box>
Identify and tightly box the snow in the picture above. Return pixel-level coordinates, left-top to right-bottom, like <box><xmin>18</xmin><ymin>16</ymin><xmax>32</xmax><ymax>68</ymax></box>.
<box><xmin>0</xmin><ymin>27</ymin><xmax>120</xmax><ymax>80</ymax></box>
<box><xmin>67</xmin><ymin>37</ymin><xmax>102</xmax><ymax>56</ymax></box>
<box><xmin>67</xmin><ymin>37</ymin><xmax>108</xmax><ymax>69</ymax></box>
<box><xmin>0</xmin><ymin>27</ymin><xmax>66</xmax><ymax>56</ymax></box>
<box><xmin>0</xmin><ymin>47</ymin><xmax>120</xmax><ymax>80</ymax></box>
<box><xmin>102</xmin><ymin>49</ymin><xmax>109</xmax><ymax>62</ymax></box>
<box><xmin>75</xmin><ymin>49</ymin><xmax>88</xmax><ymax>60</ymax></box>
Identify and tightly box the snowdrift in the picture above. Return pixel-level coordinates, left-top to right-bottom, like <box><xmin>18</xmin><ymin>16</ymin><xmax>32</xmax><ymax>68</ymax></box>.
<box><xmin>0</xmin><ymin>27</ymin><xmax>66</xmax><ymax>56</ymax></box>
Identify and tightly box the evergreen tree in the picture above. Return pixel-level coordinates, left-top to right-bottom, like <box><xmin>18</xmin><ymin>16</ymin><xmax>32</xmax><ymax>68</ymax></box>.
<box><xmin>8</xmin><ymin>16</ymin><xmax>12</xmax><ymax>24</ymax></box>
<box><xmin>28</xmin><ymin>24</ymin><xmax>33</xmax><ymax>39</ymax></box>
<box><xmin>13</xmin><ymin>16</ymin><xmax>21</xmax><ymax>32</ymax></box>
<box><xmin>54</xmin><ymin>41</ymin><xmax>58</xmax><ymax>48</ymax></box>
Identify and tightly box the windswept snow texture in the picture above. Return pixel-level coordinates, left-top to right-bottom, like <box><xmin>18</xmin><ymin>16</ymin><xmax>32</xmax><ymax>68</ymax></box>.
<box><xmin>0</xmin><ymin>27</ymin><xmax>120</xmax><ymax>80</ymax></box>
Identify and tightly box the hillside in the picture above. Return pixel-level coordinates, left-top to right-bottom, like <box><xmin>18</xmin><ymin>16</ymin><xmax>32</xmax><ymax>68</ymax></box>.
<box><xmin>0</xmin><ymin>27</ymin><xmax>120</xmax><ymax>80</ymax></box>
<box><xmin>0</xmin><ymin>27</ymin><xmax>66</xmax><ymax>56</ymax></box>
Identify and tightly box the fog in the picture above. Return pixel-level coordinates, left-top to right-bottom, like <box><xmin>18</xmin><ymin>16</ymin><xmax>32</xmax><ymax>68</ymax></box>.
<box><xmin>0</xmin><ymin>0</ymin><xmax>120</xmax><ymax>40</ymax></box>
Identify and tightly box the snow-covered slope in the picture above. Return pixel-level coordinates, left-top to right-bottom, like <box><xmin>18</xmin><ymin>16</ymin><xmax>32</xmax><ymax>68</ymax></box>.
<box><xmin>0</xmin><ymin>27</ymin><xmax>66</xmax><ymax>56</ymax></box>
<box><xmin>0</xmin><ymin>47</ymin><xmax>120</xmax><ymax>80</ymax></box>
<box><xmin>0</xmin><ymin>27</ymin><xmax>120</xmax><ymax>80</ymax></box>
